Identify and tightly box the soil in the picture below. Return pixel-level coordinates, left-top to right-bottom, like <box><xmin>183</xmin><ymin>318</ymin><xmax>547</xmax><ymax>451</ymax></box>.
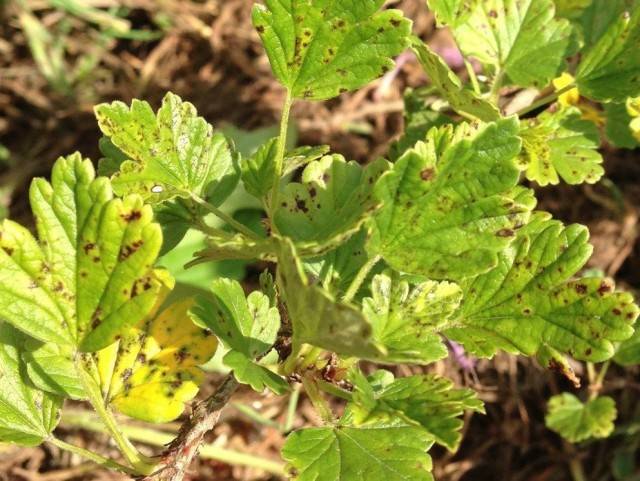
<box><xmin>0</xmin><ymin>1</ymin><xmax>639</xmax><ymax>480</ymax></box>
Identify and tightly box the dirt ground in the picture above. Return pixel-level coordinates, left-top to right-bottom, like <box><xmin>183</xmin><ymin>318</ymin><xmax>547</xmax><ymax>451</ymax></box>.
<box><xmin>0</xmin><ymin>1</ymin><xmax>639</xmax><ymax>480</ymax></box>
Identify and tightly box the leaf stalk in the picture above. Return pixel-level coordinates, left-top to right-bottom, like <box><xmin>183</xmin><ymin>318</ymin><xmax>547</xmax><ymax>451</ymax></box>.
<box><xmin>269</xmin><ymin>89</ymin><xmax>294</xmax><ymax>220</ymax></box>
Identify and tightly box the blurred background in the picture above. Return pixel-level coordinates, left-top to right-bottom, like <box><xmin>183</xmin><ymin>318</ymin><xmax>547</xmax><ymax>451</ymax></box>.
<box><xmin>0</xmin><ymin>1</ymin><xmax>639</xmax><ymax>480</ymax></box>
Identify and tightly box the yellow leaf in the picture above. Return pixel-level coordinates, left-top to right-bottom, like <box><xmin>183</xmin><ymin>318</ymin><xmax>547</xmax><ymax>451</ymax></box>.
<box><xmin>96</xmin><ymin>290</ymin><xmax>218</xmax><ymax>423</ymax></box>
<box><xmin>553</xmin><ymin>73</ymin><xmax>580</xmax><ymax>107</ymax></box>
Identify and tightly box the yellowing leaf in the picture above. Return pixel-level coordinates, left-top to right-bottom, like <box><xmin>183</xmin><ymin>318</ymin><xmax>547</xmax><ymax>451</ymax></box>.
<box><xmin>97</xmin><ymin>290</ymin><xmax>218</xmax><ymax>423</ymax></box>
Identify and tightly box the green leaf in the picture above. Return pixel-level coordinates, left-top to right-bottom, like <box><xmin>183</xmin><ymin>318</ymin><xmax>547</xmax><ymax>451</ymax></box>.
<box><xmin>276</xmin><ymin>238</ymin><xmax>382</xmax><ymax>358</ymax></box>
<box><xmin>605</xmin><ymin>102</ymin><xmax>640</xmax><ymax>149</ymax></box>
<box><xmin>22</xmin><ymin>341</ymin><xmax>85</xmax><ymax>400</ymax></box>
<box><xmin>95</xmin><ymin>92</ymin><xmax>238</xmax><ymax>203</ymax></box>
<box><xmin>192</xmin><ymin>278</ymin><xmax>287</xmax><ymax>394</ymax></box>
<box><xmin>518</xmin><ymin>107</ymin><xmax>604</xmax><ymax>186</ymax></box>
<box><xmin>614</xmin><ymin>320</ymin><xmax>640</xmax><ymax>365</ymax></box>
<box><xmin>427</xmin><ymin>0</ymin><xmax>478</xmax><ymax>26</ymax></box>
<box><xmin>368</xmin><ymin>118</ymin><xmax>535</xmax><ymax>281</ymax></box>
<box><xmin>350</xmin><ymin>371</ymin><xmax>483</xmax><ymax>451</ymax></box>
<box><xmin>96</xmin><ymin>295</ymin><xmax>218</xmax><ymax>423</ymax></box>
<box><xmin>0</xmin><ymin>324</ymin><xmax>61</xmax><ymax>446</ymax></box>
<box><xmin>411</xmin><ymin>38</ymin><xmax>500</xmax><ymax>121</ymax></box>
<box><xmin>576</xmin><ymin>0</ymin><xmax>639</xmax><ymax>48</ymax></box>
<box><xmin>274</xmin><ymin>155</ymin><xmax>388</xmax><ymax>246</ymax></box>
<box><xmin>362</xmin><ymin>273</ymin><xmax>462</xmax><ymax>364</ymax></box>
<box><xmin>252</xmin><ymin>0</ymin><xmax>411</xmax><ymax>100</ymax></box>
<box><xmin>576</xmin><ymin>8</ymin><xmax>640</xmax><ymax>102</ymax></box>
<box><xmin>435</xmin><ymin>0</ymin><xmax>573</xmax><ymax>87</ymax></box>
<box><xmin>546</xmin><ymin>393</ymin><xmax>617</xmax><ymax>442</ymax></box>
<box><xmin>554</xmin><ymin>0</ymin><xmax>593</xmax><ymax>19</ymax></box>
<box><xmin>242</xmin><ymin>137</ymin><xmax>278</xmax><ymax>199</ymax></box>
<box><xmin>446</xmin><ymin>213</ymin><xmax>639</xmax><ymax>361</ymax></box>
<box><xmin>0</xmin><ymin>154</ymin><xmax>165</xmax><ymax>353</ymax></box>
<box><xmin>282</xmin><ymin>421</ymin><xmax>434</xmax><ymax>481</ymax></box>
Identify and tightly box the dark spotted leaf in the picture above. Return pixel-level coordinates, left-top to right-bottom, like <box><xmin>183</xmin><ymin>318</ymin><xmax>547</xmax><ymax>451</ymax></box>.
<box><xmin>362</xmin><ymin>273</ymin><xmax>462</xmax><ymax>364</ymax></box>
<box><xmin>95</xmin><ymin>92</ymin><xmax>238</xmax><ymax>203</ymax></box>
<box><xmin>446</xmin><ymin>213</ymin><xmax>639</xmax><ymax>361</ymax></box>
<box><xmin>518</xmin><ymin>107</ymin><xmax>604</xmax><ymax>186</ymax></box>
<box><xmin>368</xmin><ymin>118</ymin><xmax>535</xmax><ymax>281</ymax></box>
<box><xmin>96</xmin><ymin>292</ymin><xmax>218</xmax><ymax>423</ymax></box>
<box><xmin>274</xmin><ymin>155</ymin><xmax>388</xmax><ymax>246</ymax></box>
<box><xmin>253</xmin><ymin>0</ymin><xmax>411</xmax><ymax>100</ymax></box>
<box><xmin>0</xmin><ymin>154</ymin><xmax>165</xmax><ymax>353</ymax></box>
<box><xmin>427</xmin><ymin>0</ymin><xmax>478</xmax><ymax>26</ymax></box>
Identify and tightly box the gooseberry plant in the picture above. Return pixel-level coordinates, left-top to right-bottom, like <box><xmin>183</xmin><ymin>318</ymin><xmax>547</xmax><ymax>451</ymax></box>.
<box><xmin>1</xmin><ymin>1</ymin><xmax>640</xmax><ymax>480</ymax></box>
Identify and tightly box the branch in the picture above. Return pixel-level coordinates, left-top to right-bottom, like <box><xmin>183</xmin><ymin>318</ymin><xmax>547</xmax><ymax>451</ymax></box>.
<box><xmin>144</xmin><ymin>374</ymin><xmax>240</xmax><ymax>481</ymax></box>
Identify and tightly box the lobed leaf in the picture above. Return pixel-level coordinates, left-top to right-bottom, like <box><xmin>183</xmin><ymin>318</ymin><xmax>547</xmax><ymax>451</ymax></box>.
<box><xmin>350</xmin><ymin>370</ymin><xmax>484</xmax><ymax>451</ymax></box>
<box><xmin>576</xmin><ymin>7</ymin><xmax>640</xmax><ymax>102</ymax></box>
<box><xmin>252</xmin><ymin>0</ymin><xmax>411</xmax><ymax>100</ymax></box>
<box><xmin>0</xmin><ymin>154</ymin><xmax>165</xmax><ymax>353</ymax></box>
<box><xmin>95</xmin><ymin>92</ymin><xmax>238</xmax><ymax>203</ymax></box>
<box><xmin>446</xmin><ymin>213</ymin><xmax>639</xmax><ymax>361</ymax></box>
<box><xmin>192</xmin><ymin>278</ymin><xmax>287</xmax><ymax>394</ymax></box>
<box><xmin>274</xmin><ymin>155</ymin><xmax>388</xmax><ymax>247</ymax></box>
<box><xmin>276</xmin><ymin>238</ymin><xmax>382</xmax><ymax>358</ymax></box>
<box><xmin>0</xmin><ymin>324</ymin><xmax>61</xmax><ymax>446</ymax></box>
<box><xmin>546</xmin><ymin>393</ymin><xmax>617</xmax><ymax>442</ymax></box>
<box><xmin>615</xmin><ymin>320</ymin><xmax>640</xmax><ymax>365</ymax></box>
<box><xmin>427</xmin><ymin>0</ymin><xmax>478</xmax><ymax>26</ymax></box>
<box><xmin>433</xmin><ymin>0</ymin><xmax>573</xmax><ymax>88</ymax></box>
<box><xmin>411</xmin><ymin>38</ymin><xmax>500</xmax><ymax>122</ymax></box>
<box><xmin>368</xmin><ymin>117</ymin><xmax>535</xmax><ymax>281</ymax></box>
<box><xmin>362</xmin><ymin>273</ymin><xmax>462</xmax><ymax>364</ymax></box>
<box><xmin>282</xmin><ymin>421</ymin><xmax>434</xmax><ymax>481</ymax></box>
<box><xmin>96</xmin><ymin>292</ymin><xmax>218</xmax><ymax>423</ymax></box>
<box><xmin>518</xmin><ymin>107</ymin><xmax>604</xmax><ymax>186</ymax></box>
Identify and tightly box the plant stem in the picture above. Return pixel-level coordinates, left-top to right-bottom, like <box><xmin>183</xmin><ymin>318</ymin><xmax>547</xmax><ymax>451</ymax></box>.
<box><xmin>190</xmin><ymin>194</ymin><xmax>261</xmax><ymax>240</ymax></box>
<box><xmin>48</xmin><ymin>437</ymin><xmax>138</xmax><ymax>475</ymax></box>
<box><xmin>316</xmin><ymin>379</ymin><xmax>353</xmax><ymax>401</ymax></box>
<box><xmin>60</xmin><ymin>410</ymin><xmax>284</xmax><ymax>476</ymax></box>
<box><xmin>269</xmin><ymin>90</ymin><xmax>294</xmax><ymax>219</ymax></box>
<box><xmin>489</xmin><ymin>69</ymin><xmax>504</xmax><ymax>103</ymax></box>
<box><xmin>76</xmin><ymin>359</ymin><xmax>155</xmax><ymax>474</ymax></box>
<box><xmin>284</xmin><ymin>385</ymin><xmax>301</xmax><ymax>432</ymax></box>
<box><xmin>464</xmin><ymin>59</ymin><xmax>481</xmax><ymax>95</ymax></box>
<box><xmin>342</xmin><ymin>255</ymin><xmax>381</xmax><ymax>303</ymax></box>
<box><xmin>302</xmin><ymin>375</ymin><xmax>334</xmax><ymax>423</ymax></box>
<box><xmin>569</xmin><ymin>457</ymin><xmax>587</xmax><ymax>481</ymax></box>
<box><xmin>517</xmin><ymin>83</ymin><xmax>576</xmax><ymax>117</ymax></box>
<box><xmin>589</xmin><ymin>361</ymin><xmax>611</xmax><ymax>400</ymax></box>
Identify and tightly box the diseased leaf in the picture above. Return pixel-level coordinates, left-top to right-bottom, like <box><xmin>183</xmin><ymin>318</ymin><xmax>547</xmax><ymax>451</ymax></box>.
<box><xmin>22</xmin><ymin>341</ymin><xmax>85</xmax><ymax>400</ymax></box>
<box><xmin>276</xmin><ymin>238</ymin><xmax>382</xmax><ymax>358</ymax></box>
<box><xmin>518</xmin><ymin>107</ymin><xmax>604</xmax><ymax>186</ymax></box>
<box><xmin>192</xmin><ymin>278</ymin><xmax>287</xmax><ymax>394</ymax></box>
<box><xmin>282</xmin><ymin>421</ymin><xmax>434</xmax><ymax>481</ymax></box>
<box><xmin>242</xmin><ymin>138</ymin><xmax>278</xmax><ymax>199</ymax></box>
<box><xmin>0</xmin><ymin>324</ymin><xmax>61</xmax><ymax>446</ymax></box>
<box><xmin>96</xmin><ymin>293</ymin><xmax>218</xmax><ymax>423</ymax></box>
<box><xmin>274</xmin><ymin>155</ymin><xmax>387</xmax><ymax>247</ymax></box>
<box><xmin>411</xmin><ymin>38</ymin><xmax>500</xmax><ymax>121</ymax></box>
<box><xmin>554</xmin><ymin>0</ymin><xmax>592</xmax><ymax>19</ymax></box>
<box><xmin>189</xmin><ymin>233</ymin><xmax>276</xmax><ymax>266</ymax></box>
<box><xmin>434</xmin><ymin>0</ymin><xmax>573</xmax><ymax>87</ymax></box>
<box><xmin>446</xmin><ymin>213</ymin><xmax>639</xmax><ymax>361</ymax></box>
<box><xmin>362</xmin><ymin>273</ymin><xmax>462</xmax><ymax>364</ymax></box>
<box><xmin>577</xmin><ymin>0</ymin><xmax>639</xmax><ymax>48</ymax></box>
<box><xmin>0</xmin><ymin>154</ymin><xmax>165</xmax><ymax>353</ymax></box>
<box><xmin>615</xmin><ymin>320</ymin><xmax>640</xmax><ymax>365</ymax></box>
<box><xmin>253</xmin><ymin>0</ymin><xmax>411</xmax><ymax>100</ymax></box>
<box><xmin>95</xmin><ymin>92</ymin><xmax>238</xmax><ymax>203</ymax></box>
<box><xmin>368</xmin><ymin>118</ymin><xmax>535</xmax><ymax>281</ymax></box>
<box><xmin>546</xmin><ymin>393</ymin><xmax>617</xmax><ymax>442</ymax></box>
<box><xmin>427</xmin><ymin>0</ymin><xmax>478</xmax><ymax>26</ymax></box>
<box><xmin>576</xmin><ymin>8</ymin><xmax>640</xmax><ymax>102</ymax></box>
<box><xmin>350</xmin><ymin>371</ymin><xmax>483</xmax><ymax>451</ymax></box>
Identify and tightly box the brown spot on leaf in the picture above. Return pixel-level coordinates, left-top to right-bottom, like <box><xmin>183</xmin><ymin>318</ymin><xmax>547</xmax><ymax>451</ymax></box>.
<box><xmin>575</xmin><ymin>284</ymin><xmax>587</xmax><ymax>295</ymax></box>
<box><xmin>420</xmin><ymin>168</ymin><xmax>435</xmax><ymax>181</ymax></box>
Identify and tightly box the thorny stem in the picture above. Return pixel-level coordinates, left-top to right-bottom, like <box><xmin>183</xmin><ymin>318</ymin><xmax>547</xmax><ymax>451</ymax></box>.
<box><xmin>76</xmin><ymin>359</ymin><xmax>155</xmax><ymax>475</ymax></box>
<box><xmin>48</xmin><ymin>437</ymin><xmax>138</xmax><ymax>475</ymax></box>
<box><xmin>60</xmin><ymin>410</ymin><xmax>284</xmax><ymax>476</ymax></box>
<box><xmin>517</xmin><ymin>83</ymin><xmax>577</xmax><ymax>117</ymax></box>
<box><xmin>189</xmin><ymin>193</ymin><xmax>261</xmax><ymax>240</ymax></box>
<box><xmin>142</xmin><ymin>373</ymin><xmax>240</xmax><ymax>481</ymax></box>
<box><xmin>342</xmin><ymin>255</ymin><xmax>382</xmax><ymax>303</ymax></box>
<box><xmin>269</xmin><ymin>89</ymin><xmax>294</xmax><ymax>221</ymax></box>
